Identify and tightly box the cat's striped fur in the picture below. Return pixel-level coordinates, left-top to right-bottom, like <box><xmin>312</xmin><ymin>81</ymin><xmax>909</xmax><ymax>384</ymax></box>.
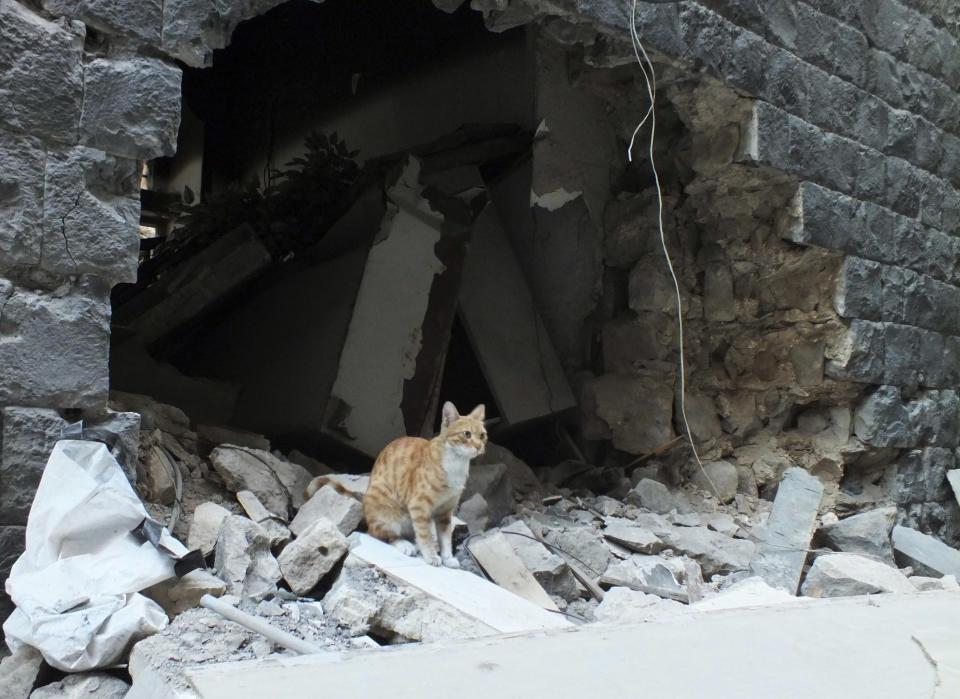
<box><xmin>364</xmin><ymin>401</ymin><xmax>486</xmax><ymax>566</ymax></box>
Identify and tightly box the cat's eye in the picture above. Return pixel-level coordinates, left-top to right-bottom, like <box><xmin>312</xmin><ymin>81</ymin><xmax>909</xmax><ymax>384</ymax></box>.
<box><xmin>463</xmin><ymin>431</ymin><xmax>471</xmax><ymax>438</ymax></box>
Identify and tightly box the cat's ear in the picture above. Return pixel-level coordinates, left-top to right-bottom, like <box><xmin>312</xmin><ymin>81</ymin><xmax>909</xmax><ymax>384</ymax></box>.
<box><xmin>468</xmin><ymin>404</ymin><xmax>485</xmax><ymax>421</ymax></box>
<box><xmin>441</xmin><ymin>401</ymin><xmax>459</xmax><ymax>427</ymax></box>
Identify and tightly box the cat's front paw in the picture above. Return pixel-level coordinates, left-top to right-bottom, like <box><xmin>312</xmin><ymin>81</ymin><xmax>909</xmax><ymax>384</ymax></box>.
<box><xmin>391</xmin><ymin>539</ymin><xmax>418</xmax><ymax>557</ymax></box>
<box><xmin>441</xmin><ymin>556</ymin><xmax>461</xmax><ymax>569</ymax></box>
<box><xmin>423</xmin><ymin>554</ymin><xmax>442</xmax><ymax>566</ymax></box>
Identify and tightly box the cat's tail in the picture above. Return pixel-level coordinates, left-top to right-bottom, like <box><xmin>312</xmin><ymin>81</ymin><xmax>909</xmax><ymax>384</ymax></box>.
<box><xmin>303</xmin><ymin>476</ymin><xmax>365</xmax><ymax>504</ymax></box>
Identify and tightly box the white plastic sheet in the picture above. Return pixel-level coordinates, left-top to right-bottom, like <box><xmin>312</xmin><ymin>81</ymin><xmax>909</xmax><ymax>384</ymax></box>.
<box><xmin>4</xmin><ymin>440</ymin><xmax>181</xmax><ymax>671</ymax></box>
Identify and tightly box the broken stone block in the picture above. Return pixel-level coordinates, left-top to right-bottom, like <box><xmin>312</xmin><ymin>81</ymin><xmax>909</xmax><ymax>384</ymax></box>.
<box><xmin>819</xmin><ymin>506</ymin><xmax>897</xmax><ymax>565</ymax></box>
<box><xmin>144</xmin><ymin>569</ymin><xmax>227</xmax><ymax>617</ymax></box>
<box><xmin>704</xmin><ymin>513</ymin><xmax>739</xmax><ymax>538</ymax></box>
<box><xmin>30</xmin><ymin>672</ymin><xmax>130</xmax><ymax>699</ymax></box>
<box><xmin>691</xmin><ymin>461</ymin><xmax>738</xmax><ymax>503</ymax></box>
<box><xmin>602</xmin><ymin>517</ymin><xmax>665</xmax><ymax>554</ymax></box>
<box><xmin>582</xmin><ymin>374</ymin><xmax>675</xmax><ymax>454</ymax></box>
<box><xmin>660</xmin><ymin>527</ymin><xmax>756</xmax><ymax>577</ymax></box>
<box><xmin>626</xmin><ymin>478</ymin><xmax>692</xmax><ymax>515</ymax></box>
<box><xmin>892</xmin><ymin>525</ymin><xmax>960</xmax><ymax>578</ymax></box>
<box><xmin>141</xmin><ymin>442</ymin><xmax>177</xmax><ymax>505</ymax></box>
<box><xmin>323</xmin><ymin>568</ymin><xmax>380</xmax><ymax>636</ymax></box>
<box><xmin>500</xmin><ymin>520</ymin><xmax>579</xmax><ymax>601</ymax></box>
<box><xmin>197</xmin><ymin>425</ymin><xmax>270</xmax><ymax>455</ymax></box>
<box><xmin>278</xmin><ymin>518</ymin><xmax>349</xmax><ymax>595</ymax></box>
<box><xmin>462</xmin><ymin>462</ymin><xmax>513</xmax><ymax>523</ymax></box>
<box><xmin>0</xmin><ymin>645</ymin><xmax>43</xmax><ymax>699</ymax></box>
<box><xmin>213</xmin><ymin>515</ymin><xmax>282</xmax><ymax>599</ymax></box>
<box><xmin>457</xmin><ymin>493</ymin><xmax>489</xmax><ymax>535</ymax></box>
<box><xmin>290</xmin><ymin>484</ymin><xmax>363</xmax><ymax>537</ymax></box>
<box><xmin>749</xmin><ymin>467</ymin><xmax>823</xmax><ymax>593</ymax></box>
<box><xmin>236</xmin><ymin>490</ymin><xmax>291</xmax><ymax>549</ymax></box>
<box><xmin>600</xmin><ymin>554</ymin><xmax>687</xmax><ymax>599</ymax></box>
<box><xmin>210</xmin><ymin>447</ymin><xmax>291</xmax><ymax>518</ymax></box>
<box><xmin>542</xmin><ymin>526</ymin><xmax>611</xmax><ymax>579</ymax></box>
<box><xmin>187</xmin><ymin>502</ymin><xmax>232</xmax><ymax>556</ymax></box>
<box><xmin>0</xmin><ymin>129</ymin><xmax>45</xmax><ymax>275</ymax></box>
<box><xmin>800</xmin><ymin>553</ymin><xmax>915</xmax><ymax>597</ymax></box>
<box><xmin>594</xmin><ymin>587</ymin><xmax>685</xmax><ymax>625</ymax></box>
<box><xmin>0</xmin><ymin>407</ymin><xmax>67</xmax><ymax>524</ymax></box>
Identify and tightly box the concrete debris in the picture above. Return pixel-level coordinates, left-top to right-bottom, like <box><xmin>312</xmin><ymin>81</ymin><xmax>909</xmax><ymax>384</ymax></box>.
<box><xmin>499</xmin><ymin>520</ymin><xmax>579</xmax><ymax>601</ymax></box>
<box><xmin>626</xmin><ymin>478</ymin><xmax>693</xmax><ymax>515</ymax></box>
<box><xmin>602</xmin><ymin>517</ymin><xmax>665</xmax><ymax>554</ymax></box>
<box><xmin>593</xmin><ymin>586</ymin><xmax>685</xmax><ymax>624</ymax></box>
<box><xmin>277</xmin><ymin>518</ymin><xmax>349</xmax><ymax>595</ymax></box>
<box><xmin>187</xmin><ymin>501</ymin><xmax>232</xmax><ymax>556</ymax></box>
<box><xmin>213</xmin><ymin>515</ymin><xmax>282</xmax><ymax>600</ymax></box>
<box><xmin>209</xmin><ymin>447</ymin><xmax>291</xmax><ymax>519</ymax></box>
<box><xmin>290</xmin><ymin>484</ymin><xmax>363</xmax><ymax>537</ymax></box>
<box><xmin>458</xmin><ymin>492</ymin><xmax>490</xmax><ymax>535</ymax></box>
<box><xmin>0</xmin><ymin>645</ymin><xmax>43</xmax><ymax>699</ymax></box>
<box><xmin>819</xmin><ymin>506</ymin><xmax>897</xmax><ymax>565</ymax></box>
<box><xmin>30</xmin><ymin>672</ymin><xmax>130</xmax><ymax>699</ymax></box>
<box><xmin>237</xmin><ymin>490</ymin><xmax>291</xmax><ymax>549</ymax></box>
<box><xmin>466</xmin><ymin>530</ymin><xmax>558</xmax><ymax>610</ymax></box>
<box><xmin>659</xmin><ymin>526</ymin><xmax>756</xmax><ymax>578</ymax></box>
<box><xmin>140</xmin><ymin>441</ymin><xmax>178</xmax><ymax>505</ymax></box>
<box><xmin>749</xmin><ymin>467</ymin><xmax>823</xmax><ymax>593</ymax></box>
<box><xmin>462</xmin><ymin>462</ymin><xmax>514</xmax><ymax>523</ymax></box>
<box><xmin>892</xmin><ymin>525</ymin><xmax>960</xmax><ymax>578</ymax></box>
<box><xmin>801</xmin><ymin>552</ymin><xmax>916</xmax><ymax>597</ymax></box>
<box><xmin>691</xmin><ymin>461</ymin><xmax>738</xmax><ymax>503</ymax></box>
<box><xmin>144</xmin><ymin>569</ymin><xmax>228</xmax><ymax>618</ymax></box>
<box><xmin>693</xmin><ymin>576</ymin><xmax>800</xmax><ymax>611</ymax></box>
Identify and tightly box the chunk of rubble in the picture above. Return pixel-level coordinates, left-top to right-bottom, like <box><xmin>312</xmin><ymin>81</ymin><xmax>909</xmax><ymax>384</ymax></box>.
<box><xmin>891</xmin><ymin>525</ymin><xmax>960</xmax><ymax>578</ymax></box>
<box><xmin>908</xmin><ymin>576</ymin><xmax>948</xmax><ymax>591</ymax></box>
<box><xmin>187</xmin><ymin>501</ymin><xmax>232</xmax><ymax>556</ymax></box>
<box><xmin>541</xmin><ymin>525</ymin><xmax>611</xmax><ymax>579</ymax></box>
<box><xmin>600</xmin><ymin>554</ymin><xmax>689</xmax><ymax>601</ymax></box>
<box><xmin>602</xmin><ymin>517</ymin><xmax>664</xmax><ymax>554</ymax></box>
<box><xmin>659</xmin><ymin>526</ymin><xmax>756</xmax><ymax>577</ymax></box>
<box><xmin>141</xmin><ymin>441</ymin><xmax>177</xmax><ymax>505</ymax></box>
<box><xmin>30</xmin><ymin>672</ymin><xmax>130</xmax><ymax>699</ymax></box>
<box><xmin>197</xmin><ymin>425</ymin><xmax>270</xmax><ymax>453</ymax></box>
<box><xmin>499</xmin><ymin>520</ymin><xmax>579</xmax><ymax>601</ymax></box>
<box><xmin>800</xmin><ymin>552</ymin><xmax>916</xmax><ymax>597</ymax></box>
<box><xmin>237</xmin><ymin>490</ymin><xmax>291</xmax><ymax>550</ymax></box>
<box><xmin>210</xmin><ymin>447</ymin><xmax>291</xmax><ymax>517</ymax></box>
<box><xmin>819</xmin><ymin>506</ymin><xmax>896</xmax><ymax>565</ymax></box>
<box><xmin>214</xmin><ymin>515</ymin><xmax>282</xmax><ymax>599</ymax></box>
<box><xmin>626</xmin><ymin>478</ymin><xmax>693</xmax><ymax>514</ymax></box>
<box><xmin>0</xmin><ymin>645</ymin><xmax>42</xmax><ymax>699</ymax></box>
<box><xmin>290</xmin><ymin>484</ymin><xmax>363</xmax><ymax>537</ymax></box>
<box><xmin>691</xmin><ymin>461</ymin><xmax>738</xmax><ymax>503</ymax></box>
<box><xmin>145</xmin><ymin>569</ymin><xmax>227</xmax><ymax>617</ymax></box>
<box><xmin>277</xmin><ymin>518</ymin><xmax>349</xmax><ymax>595</ymax></box>
<box><xmin>462</xmin><ymin>462</ymin><xmax>513</xmax><ymax>522</ymax></box>
<box><xmin>594</xmin><ymin>587</ymin><xmax>685</xmax><ymax>624</ymax></box>
<box><xmin>457</xmin><ymin>492</ymin><xmax>489</xmax><ymax>535</ymax></box>
<box><xmin>692</xmin><ymin>576</ymin><xmax>800</xmax><ymax>611</ymax></box>
<box><xmin>703</xmin><ymin>512</ymin><xmax>739</xmax><ymax>537</ymax></box>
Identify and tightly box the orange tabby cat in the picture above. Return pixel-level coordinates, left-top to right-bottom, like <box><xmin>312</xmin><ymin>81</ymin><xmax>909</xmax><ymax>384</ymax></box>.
<box><xmin>363</xmin><ymin>401</ymin><xmax>487</xmax><ymax>567</ymax></box>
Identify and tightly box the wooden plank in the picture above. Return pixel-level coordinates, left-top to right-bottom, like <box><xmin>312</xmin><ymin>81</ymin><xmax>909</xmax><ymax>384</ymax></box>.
<box><xmin>348</xmin><ymin>533</ymin><xmax>571</xmax><ymax>633</ymax></box>
<box><xmin>466</xmin><ymin>531</ymin><xmax>558</xmax><ymax>611</ymax></box>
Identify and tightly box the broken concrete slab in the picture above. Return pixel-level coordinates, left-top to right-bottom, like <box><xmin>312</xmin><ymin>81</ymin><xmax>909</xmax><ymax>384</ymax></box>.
<box><xmin>499</xmin><ymin>520</ymin><xmax>579</xmax><ymax>601</ymax></box>
<box><xmin>749</xmin><ymin>467</ymin><xmax>824</xmax><ymax>593</ymax></box>
<box><xmin>659</xmin><ymin>526</ymin><xmax>756</xmax><ymax>578</ymax></box>
<box><xmin>0</xmin><ymin>645</ymin><xmax>43</xmax><ymax>699</ymax></box>
<box><xmin>602</xmin><ymin>517</ymin><xmax>665</xmax><ymax>554</ymax></box>
<box><xmin>290</xmin><ymin>484</ymin><xmax>363</xmax><ymax>538</ymax></box>
<box><xmin>626</xmin><ymin>478</ymin><xmax>692</xmax><ymax>515</ymax></box>
<box><xmin>892</xmin><ymin>525</ymin><xmax>960</xmax><ymax>578</ymax></box>
<box><xmin>213</xmin><ymin>515</ymin><xmax>282</xmax><ymax>600</ymax></box>
<box><xmin>30</xmin><ymin>672</ymin><xmax>130</xmax><ymax>699</ymax></box>
<box><xmin>801</xmin><ymin>552</ymin><xmax>916</xmax><ymax>597</ymax></box>
<box><xmin>187</xmin><ymin>501</ymin><xmax>232</xmax><ymax>556</ymax></box>
<box><xmin>277</xmin><ymin>518</ymin><xmax>349</xmax><ymax>595</ymax></box>
<box><xmin>466</xmin><ymin>530</ymin><xmax>558</xmax><ymax>610</ymax></box>
<box><xmin>209</xmin><ymin>447</ymin><xmax>290</xmax><ymax>518</ymax></box>
<box><xmin>593</xmin><ymin>586</ymin><xmax>684</xmax><ymax>624</ymax></box>
<box><xmin>347</xmin><ymin>533</ymin><xmax>572</xmax><ymax>633</ymax></box>
<box><xmin>144</xmin><ymin>569</ymin><xmax>227</xmax><ymax>617</ymax></box>
<box><xmin>819</xmin><ymin>506</ymin><xmax>897</xmax><ymax>565</ymax></box>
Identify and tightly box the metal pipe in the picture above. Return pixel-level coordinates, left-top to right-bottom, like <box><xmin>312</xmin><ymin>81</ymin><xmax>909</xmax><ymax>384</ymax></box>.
<box><xmin>199</xmin><ymin>594</ymin><xmax>323</xmax><ymax>655</ymax></box>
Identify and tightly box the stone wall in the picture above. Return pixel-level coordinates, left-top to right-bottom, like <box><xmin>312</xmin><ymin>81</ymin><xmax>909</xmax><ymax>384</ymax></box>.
<box><xmin>0</xmin><ymin>0</ymin><xmax>958</xmax><ymax>617</ymax></box>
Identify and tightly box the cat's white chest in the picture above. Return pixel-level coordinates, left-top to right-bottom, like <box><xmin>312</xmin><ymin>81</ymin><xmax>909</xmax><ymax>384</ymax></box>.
<box><xmin>442</xmin><ymin>444</ymin><xmax>471</xmax><ymax>493</ymax></box>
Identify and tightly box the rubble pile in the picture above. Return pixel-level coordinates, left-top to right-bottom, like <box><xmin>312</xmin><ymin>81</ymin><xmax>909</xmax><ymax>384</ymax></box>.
<box><xmin>5</xmin><ymin>389</ymin><xmax>960</xmax><ymax>697</ymax></box>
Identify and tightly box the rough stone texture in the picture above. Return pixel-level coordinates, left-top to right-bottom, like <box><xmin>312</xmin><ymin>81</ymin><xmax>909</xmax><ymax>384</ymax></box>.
<box><xmin>277</xmin><ymin>517</ymin><xmax>349</xmax><ymax>595</ymax></box>
<box><xmin>79</xmin><ymin>58</ymin><xmax>182</xmax><ymax>159</ymax></box>
<box><xmin>659</xmin><ymin>526</ymin><xmax>756</xmax><ymax>577</ymax></box>
<box><xmin>0</xmin><ymin>129</ymin><xmax>45</xmax><ymax>274</ymax></box>
<box><xmin>582</xmin><ymin>374</ymin><xmax>674</xmax><ymax>455</ymax></box>
<box><xmin>187</xmin><ymin>501</ymin><xmax>232</xmax><ymax>556</ymax></box>
<box><xmin>290</xmin><ymin>484</ymin><xmax>363</xmax><ymax>538</ymax></box>
<box><xmin>461</xmin><ymin>462</ymin><xmax>513</xmax><ymax>524</ymax></box>
<box><xmin>144</xmin><ymin>569</ymin><xmax>227</xmax><ymax>618</ymax></box>
<box><xmin>42</xmin><ymin>0</ymin><xmax>162</xmax><ymax>43</ymax></box>
<box><xmin>209</xmin><ymin>447</ymin><xmax>291</xmax><ymax>518</ymax></box>
<box><xmin>626</xmin><ymin>478</ymin><xmax>692</xmax><ymax>515</ymax></box>
<box><xmin>213</xmin><ymin>515</ymin><xmax>281</xmax><ymax>599</ymax></box>
<box><xmin>140</xmin><ymin>443</ymin><xmax>176</xmax><ymax>505</ymax></box>
<box><xmin>457</xmin><ymin>493</ymin><xmax>488</xmax><ymax>535</ymax></box>
<box><xmin>593</xmin><ymin>586</ymin><xmax>684</xmax><ymax>624</ymax></box>
<box><xmin>0</xmin><ymin>645</ymin><xmax>43</xmax><ymax>699</ymax></box>
<box><xmin>819</xmin><ymin>506</ymin><xmax>897</xmax><ymax>565</ymax></box>
<box><xmin>474</xmin><ymin>443</ymin><xmax>543</xmax><ymax>504</ymax></box>
<box><xmin>801</xmin><ymin>552</ymin><xmax>915</xmax><ymax>597</ymax></box>
<box><xmin>40</xmin><ymin>146</ymin><xmax>141</xmax><ymax>284</ymax></box>
<box><xmin>0</xmin><ymin>0</ymin><xmax>84</xmax><ymax>143</ymax></box>
<box><xmin>500</xmin><ymin>520</ymin><xmax>578</xmax><ymax>601</ymax></box>
<box><xmin>236</xmin><ymin>490</ymin><xmax>291</xmax><ymax>549</ymax></box>
<box><xmin>0</xmin><ymin>525</ymin><xmax>25</xmax><ymax>622</ymax></box>
<box><xmin>602</xmin><ymin>517</ymin><xmax>665</xmax><ymax>554</ymax></box>
<box><xmin>854</xmin><ymin>386</ymin><xmax>960</xmax><ymax>448</ymax></box>
<box><xmin>749</xmin><ymin>467</ymin><xmax>823</xmax><ymax>593</ymax></box>
<box><xmin>691</xmin><ymin>461</ymin><xmax>739</xmax><ymax>503</ymax></box>
<box><xmin>30</xmin><ymin>672</ymin><xmax>129</xmax><ymax>699</ymax></box>
<box><xmin>0</xmin><ymin>407</ymin><xmax>67</xmax><ymax>524</ymax></box>
<box><xmin>0</xmin><ymin>279</ymin><xmax>110</xmax><ymax>409</ymax></box>
<box><xmin>895</xmin><ymin>448</ymin><xmax>955</xmax><ymax>505</ymax></box>
<box><xmin>892</xmin><ymin>524</ymin><xmax>960</xmax><ymax>577</ymax></box>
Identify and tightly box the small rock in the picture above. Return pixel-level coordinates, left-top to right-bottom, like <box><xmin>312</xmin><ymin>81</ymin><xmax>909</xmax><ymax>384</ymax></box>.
<box><xmin>236</xmin><ymin>490</ymin><xmax>291</xmax><ymax>549</ymax></box>
<box><xmin>594</xmin><ymin>586</ymin><xmax>684</xmax><ymax>624</ymax></box>
<box><xmin>659</xmin><ymin>526</ymin><xmax>756</xmax><ymax>577</ymax></box>
<box><xmin>592</xmin><ymin>496</ymin><xmax>624</xmax><ymax>517</ymax></box>
<box><xmin>819</xmin><ymin>506</ymin><xmax>896</xmax><ymax>565</ymax></box>
<box><xmin>691</xmin><ymin>461</ymin><xmax>738</xmax><ymax>503</ymax></box>
<box><xmin>187</xmin><ymin>502</ymin><xmax>232</xmax><ymax>556</ymax></box>
<box><xmin>704</xmin><ymin>513</ymin><xmax>739</xmax><ymax>537</ymax></box>
<box><xmin>500</xmin><ymin>520</ymin><xmax>579</xmax><ymax>601</ymax></box>
<box><xmin>542</xmin><ymin>526</ymin><xmax>611</xmax><ymax>579</ymax></box>
<box><xmin>457</xmin><ymin>493</ymin><xmax>489</xmax><ymax>535</ymax></box>
<box><xmin>290</xmin><ymin>485</ymin><xmax>363</xmax><ymax>537</ymax></box>
<box><xmin>0</xmin><ymin>645</ymin><xmax>43</xmax><ymax>699</ymax></box>
<box><xmin>602</xmin><ymin>517</ymin><xmax>664</xmax><ymax>554</ymax></box>
<box><xmin>801</xmin><ymin>552</ymin><xmax>916</xmax><ymax>597</ymax></box>
<box><xmin>892</xmin><ymin>525</ymin><xmax>960</xmax><ymax>578</ymax></box>
<box><xmin>277</xmin><ymin>518</ymin><xmax>348</xmax><ymax>595</ymax></box>
<box><xmin>462</xmin><ymin>462</ymin><xmax>514</xmax><ymax>522</ymax></box>
<box><xmin>30</xmin><ymin>672</ymin><xmax>129</xmax><ymax>699</ymax></box>
<box><xmin>908</xmin><ymin>576</ymin><xmax>946</xmax><ymax>591</ymax></box>
<box><xmin>626</xmin><ymin>478</ymin><xmax>692</xmax><ymax>514</ymax></box>
<box><xmin>144</xmin><ymin>569</ymin><xmax>227</xmax><ymax>617</ymax></box>
<box><xmin>600</xmin><ymin>554</ymin><xmax>686</xmax><ymax>595</ymax></box>
<box><xmin>141</xmin><ymin>442</ymin><xmax>177</xmax><ymax>505</ymax></box>
<box><xmin>323</xmin><ymin>570</ymin><xmax>380</xmax><ymax>636</ymax></box>
<box><xmin>214</xmin><ymin>515</ymin><xmax>282</xmax><ymax>599</ymax></box>
<box><xmin>210</xmin><ymin>447</ymin><xmax>291</xmax><ymax>518</ymax></box>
